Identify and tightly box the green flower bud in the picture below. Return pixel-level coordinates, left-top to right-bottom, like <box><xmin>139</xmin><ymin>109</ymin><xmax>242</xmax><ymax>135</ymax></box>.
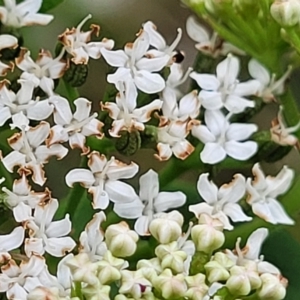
<box><xmin>115</xmin><ymin>130</ymin><xmax>141</xmax><ymax>156</ymax></box>
<box><xmin>271</xmin><ymin>0</ymin><xmax>300</xmax><ymax>27</ymax></box>
<box><xmin>226</xmin><ymin>266</ymin><xmax>252</xmax><ymax>296</ymax></box>
<box><xmin>258</xmin><ymin>273</ymin><xmax>287</xmax><ymax>300</ymax></box>
<box><xmin>205</xmin><ymin>261</ymin><xmax>230</xmax><ymax>283</ymax></box>
<box><xmin>105</xmin><ymin>222</ymin><xmax>139</xmax><ymax>258</ymax></box>
<box><xmin>63</xmin><ymin>60</ymin><xmax>88</xmax><ymax>87</ymax></box>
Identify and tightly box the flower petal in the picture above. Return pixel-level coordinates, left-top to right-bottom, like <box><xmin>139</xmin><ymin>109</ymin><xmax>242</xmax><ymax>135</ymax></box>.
<box><xmin>200</xmin><ymin>142</ymin><xmax>227</xmax><ymax>164</ymax></box>
<box><xmin>224</xmin><ymin>140</ymin><xmax>257</xmax><ymax>160</ymax></box>
<box><xmin>65</xmin><ymin>169</ymin><xmax>95</xmax><ymax>188</ymax></box>
<box><xmin>105</xmin><ymin>180</ymin><xmax>138</xmax><ymax>203</ymax></box>
<box><xmin>197</xmin><ymin>173</ymin><xmax>218</xmax><ymax>205</ymax></box>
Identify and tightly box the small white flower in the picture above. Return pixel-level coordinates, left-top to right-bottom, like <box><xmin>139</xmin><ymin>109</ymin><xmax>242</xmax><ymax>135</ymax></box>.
<box><xmin>79</xmin><ymin>211</ymin><xmax>107</xmax><ymax>261</ymax></box>
<box><xmin>2</xmin><ymin>171</ymin><xmax>51</xmax><ymax>222</ymax></box>
<box><xmin>101</xmin><ymin>80</ymin><xmax>162</xmax><ymax>137</ymax></box>
<box><xmin>190</xmin><ymin>54</ymin><xmax>259</xmax><ymax>113</ymax></box>
<box><xmin>48</xmin><ymin>96</ymin><xmax>103</xmax><ymax>154</ymax></box>
<box><xmin>186</xmin><ymin>16</ymin><xmax>245</xmax><ymax>57</ymax></box>
<box><xmin>225</xmin><ymin>228</ymin><xmax>281</xmax><ymax>275</ymax></box>
<box><xmin>65</xmin><ymin>151</ymin><xmax>139</xmax><ymax>209</ymax></box>
<box><xmin>15</xmin><ymin>48</ymin><xmax>67</xmax><ymax>96</ymax></box>
<box><xmin>189</xmin><ymin>173</ymin><xmax>251</xmax><ymax>230</ymax></box>
<box><xmin>59</xmin><ymin>14</ymin><xmax>114</xmax><ymax>64</ymax></box>
<box><xmin>1</xmin><ymin>121</ymin><xmax>68</xmax><ymax>186</ymax></box>
<box><xmin>0</xmin><ymin>255</ymin><xmax>45</xmax><ymax>299</ymax></box>
<box><xmin>192</xmin><ymin>110</ymin><xmax>258</xmax><ymax>164</ymax></box>
<box><xmin>246</xmin><ymin>163</ymin><xmax>295</xmax><ymax>225</ymax></box>
<box><xmin>0</xmin><ymin>0</ymin><xmax>53</xmax><ymax>28</ymax></box>
<box><xmin>0</xmin><ymin>79</ymin><xmax>53</xmax><ymax>130</ymax></box>
<box><xmin>114</xmin><ymin>169</ymin><xmax>186</xmax><ymax>235</ymax></box>
<box><xmin>25</xmin><ymin>198</ymin><xmax>76</xmax><ymax>257</ymax></box>
<box><xmin>156</xmin><ymin>120</ymin><xmax>195</xmax><ymax>161</ymax></box>
<box><xmin>101</xmin><ymin>29</ymin><xmax>169</xmax><ymax>94</ymax></box>
<box><xmin>248</xmin><ymin>59</ymin><xmax>292</xmax><ymax>102</ymax></box>
<box><xmin>270</xmin><ymin>106</ymin><xmax>300</xmax><ymax>146</ymax></box>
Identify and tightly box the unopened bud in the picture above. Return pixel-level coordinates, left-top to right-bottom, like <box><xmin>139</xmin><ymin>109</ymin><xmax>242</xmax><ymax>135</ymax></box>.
<box><xmin>226</xmin><ymin>266</ymin><xmax>252</xmax><ymax>296</ymax></box>
<box><xmin>149</xmin><ymin>211</ymin><xmax>183</xmax><ymax>244</ymax></box>
<box><xmin>205</xmin><ymin>261</ymin><xmax>230</xmax><ymax>283</ymax></box>
<box><xmin>271</xmin><ymin>0</ymin><xmax>300</xmax><ymax>27</ymax></box>
<box><xmin>105</xmin><ymin>222</ymin><xmax>139</xmax><ymax>257</ymax></box>
<box><xmin>154</xmin><ymin>269</ymin><xmax>187</xmax><ymax>299</ymax></box>
<box><xmin>258</xmin><ymin>273</ymin><xmax>287</xmax><ymax>300</ymax></box>
<box><xmin>191</xmin><ymin>214</ymin><xmax>225</xmax><ymax>253</ymax></box>
<box><xmin>185</xmin><ymin>273</ymin><xmax>209</xmax><ymax>300</ymax></box>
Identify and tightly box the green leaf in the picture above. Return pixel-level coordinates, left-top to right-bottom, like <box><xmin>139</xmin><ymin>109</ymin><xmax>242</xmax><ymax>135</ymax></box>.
<box><xmin>40</xmin><ymin>0</ymin><xmax>65</xmax><ymax>13</ymax></box>
<box><xmin>262</xmin><ymin>229</ymin><xmax>300</xmax><ymax>300</ymax></box>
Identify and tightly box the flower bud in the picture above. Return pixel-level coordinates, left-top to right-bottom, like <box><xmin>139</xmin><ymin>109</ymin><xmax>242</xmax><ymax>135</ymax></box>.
<box><xmin>137</xmin><ymin>258</ymin><xmax>162</xmax><ymax>282</ymax></box>
<box><xmin>205</xmin><ymin>261</ymin><xmax>230</xmax><ymax>283</ymax></box>
<box><xmin>185</xmin><ymin>273</ymin><xmax>209</xmax><ymax>300</ymax></box>
<box><xmin>271</xmin><ymin>0</ymin><xmax>300</xmax><ymax>27</ymax></box>
<box><xmin>155</xmin><ymin>242</ymin><xmax>187</xmax><ymax>274</ymax></box>
<box><xmin>27</xmin><ymin>287</ymin><xmax>61</xmax><ymax>300</ymax></box>
<box><xmin>191</xmin><ymin>214</ymin><xmax>225</xmax><ymax>253</ymax></box>
<box><xmin>149</xmin><ymin>211</ymin><xmax>183</xmax><ymax>244</ymax></box>
<box><xmin>63</xmin><ymin>61</ymin><xmax>88</xmax><ymax>87</ymax></box>
<box><xmin>154</xmin><ymin>269</ymin><xmax>187</xmax><ymax>299</ymax></box>
<box><xmin>258</xmin><ymin>273</ymin><xmax>287</xmax><ymax>300</ymax></box>
<box><xmin>226</xmin><ymin>266</ymin><xmax>252</xmax><ymax>296</ymax></box>
<box><xmin>105</xmin><ymin>222</ymin><xmax>139</xmax><ymax>257</ymax></box>
<box><xmin>116</xmin><ymin>130</ymin><xmax>141</xmax><ymax>156</ymax></box>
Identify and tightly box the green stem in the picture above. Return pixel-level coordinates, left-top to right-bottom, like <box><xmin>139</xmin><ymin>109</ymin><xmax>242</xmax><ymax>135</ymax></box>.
<box><xmin>63</xmin><ymin>80</ymin><xmax>80</xmax><ymax>101</ymax></box>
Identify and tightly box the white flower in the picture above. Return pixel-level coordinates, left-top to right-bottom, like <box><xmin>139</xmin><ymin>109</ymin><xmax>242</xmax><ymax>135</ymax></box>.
<box><xmin>156</xmin><ymin>120</ymin><xmax>195</xmax><ymax>161</ymax></box>
<box><xmin>59</xmin><ymin>14</ymin><xmax>114</xmax><ymax>64</ymax></box>
<box><xmin>1</xmin><ymin>121</ymin><xmax>68</xmax><ymax>186</ymax></box>
<box><xmin>0</xmin><ymin>227</ymin><xmax>24</xmax><ymax>263</ymax></box>
<box><xmin>189</xmin><ymin>173</ymin><xmax>251</xmax><ymax>230</ymax></box>
<box><xmin>15</xmin><ymin>48</ymin><xmax>67</xmax><ymax>96</ymax></box>
<box><xmin>248</xmin><ymin>59</ymin><xmax>292</xmax><ymax>102</ymax></box>
<box><xmin>48</xmin><ymin>96</ymin><xmax>103</xmax><ymax>154</ymax></box>
<box><xmin>114</xmin><ymin>169</ymin><xmax>186</xmax><ymax>235</ymax></box>
<box><xmin>160</xmin><ymin>90</ymin><xmax>201</xmax><ymax>124</ymax></box>
<box><xmin>270</xmin><ymin>106</ymin><xmax>300</xmax><ymax>146</ymax></box>
<box><xmin>192</xmin><ymin>110</ymin><xmax>258</xmax><ymax>164</ymax></box>
<box><xmin>0</xmin><ymin>79</ymin><xmax>53</xmax><ymax>130</ymax></box>
<box><xmin>0</xmin><ymin>255</ymin><xmax>45</xmax><ymax>299</ymax></box>
<box><xmin>225</xmin><ymin>228</ymin><xmax>281</xmax><ymax>275</ymax></box>
<box><xmin>246</xmin><ymin>163</ymin><xmax>295</xmax><ymax>225</ymax></box>
<box><xmin>101</xmin><ymin>80</ymin><xmax>162</xmax><ymax>137</ymax></box>
<box><xmin>65</xmin><ymin>151</ymin><xmax>138</xmax><ymax>209</ymax></box>
<box><xmin>186</xmin><ymin>16</ymin><xmax>245</xmax><ymax>57</ymax></box>
<box><xmin>2</xmin><ymin>171</ymin><xmax>51</xmax><ymax>222</ymax></box>
<box><xmin>25</xmin><ymin>198</ymin><xmax>76</xmax><ymax>257</ymax></box>
<box><xmin>79</xmin><ymin>211</ymin><xmax>107</xmax><ymax>262</ymax></box>
<box><xmin>0</xmin><ymin>0</ymin><xmax>53</xmax><ymax>28</ymax></box>
<box><xmin>101</xmin><ymin>30</ymin><xmax>169</xmax><ymax>94</ymax></box>
<box><xmin>190</xmin><ymin>54</ymin><xmax>259</xmax><ymax>113</ymax></box>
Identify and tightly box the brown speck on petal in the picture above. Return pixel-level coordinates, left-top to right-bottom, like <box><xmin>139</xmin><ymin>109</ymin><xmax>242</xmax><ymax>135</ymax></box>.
<box><xmin>90</xmin><ymin>24</ymin><xmax>100</xmax><ymax>37</ymax></box>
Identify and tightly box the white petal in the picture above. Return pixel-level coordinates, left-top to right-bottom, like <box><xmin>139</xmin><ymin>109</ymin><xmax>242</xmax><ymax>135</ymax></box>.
<box><xmin>200</xmin><ymin>90</ymin><xmax>223</xmax><ymax>110</ymax></box>
<box><xmin>223</xmin><ymin>202</ymin><xmax>252</xmax><ymax>222</ymax></box>
<box><xmin>106</xmin><ymin>160</ymin><xmax>139</xmax><ymax>180</ymax></box>
<box><xmin>65</xmin><ymin>169</ymin><xmax>95</xmax><ymax>188</ymax></box>
<box><xmin>205</xmin><ymin>109</ymin><xmax>227</xmax><ymax>138</ymax></box>
<box><xmin>50</xmin><ymin>96</ymin><xmax>72</xmax><ymax>125</ymax></box>
<box><xmin>225</xmin><ymin>95</ymin><xmax>254</xmax><ymax>114</ymax></box>
<box><xmin>107</xmin><ymin>67</ymin><xmax>132</xmax><ymax>86</ymax></box>
<box><xmin>266</xmin><ymin>198</ymin><xmax>294</xmax><ymax>225</ymax></box>
<box><xmin>101</xmin><ymin>48</ymin><xmax>128</xmax><ymax>67</ymax></box>
<box><xmin>0</xmin><ymin>227</ymin><xmax>24</xmax><ymax>252</ymax></box>
<box><xmin>226</xmin><ymin>123</ymin><xmax>258</xmax><ymax>141</ymax></box>
<box><xmin>135</xmin><ymin>215</ymin><xmax>151</xmax><ymax>236</ymax></box>
<box><xmin>46</xmin><ymin>215</ymin><xmax>72</xmax><ymax>238</ymax></box>
<box><xmin>35</xmin><ymin>144</ymin><xmax>68</xmax><ymax>163</ymax></box>
<box><xmin>192</xmin><ymin>124</ymin><xmax>216</xmax><ymax>143</ymax></box>
<box><xmin>218</xmin><ymin>174</ymin><xmax>246</xmax><ymax>203</ymax></box>
<box><xmin>73</xmin><ymin>98</ymin><xmax>91</xmax><ymax>121</ymax></box>
<box><xmin>134</xmin><ymin>70</ymin><xmax>165</xmax><ymax>94</ymax></box>
<box><xmin>26</xmin><ymin>100</ymin><xmax>53</xmax><ymax>121</ymax></box>
<box><xmin>0</xmin><ymin>34</ymin><xmax>17</xmax><ymax>50</ymax></box>
<box><xmin>225</xmin><ymin>140</ymin><xmax>258</xmax><ymax>160</ymax></box>
<box><xmin>190</xmin><ymin>72</ymin><xmax>220</xmax><ymax>90</ymax></box>
<box><xmin>136</xmin><ymin>55</ymin><xmax>169</xmax><ymax>72</ymax></box>
<box><xmin>45</xmin><ymin>237</ymin><xmax>76</xmax><ymax>257</ymax></box>
<box><xmin>248</xmin><ymin>59</ymin><xmax>270</xmax><ymax>86</ymax></box>
<box><xmin>26</xmin><ymin>121</ymin><xmax>50</xmax><ymax>148</ymax></box>
<box><xmin>2</xmin><ymin>151</ymin><xmax>26</xmax><ymax>172</ymax></box>
<box><xmin>200</xmin><ymin>143</ymin><xmax>227</xmax><ymax>164</ymax></box>
<box><xmin>186</xmin><ymin>16</ymin><xmax>210</xmax><ymax>43</ymax></box>
<box><xmin>154</xmin><ymin>191</ymin><xmax>186</xmax><ymax>212</ymax></box>
<box><xmin>216</xmin><ymin>55</ymin><xmax>239</xmax><ymax>86</ymax></box>
<box><xmin>143</xmin><ymin>21</ymin><xmax>166</xmax><ymax>49</ymax></box>
<box><xmin>234</xmin><ymin>80</ymin><xmax>261</xmax><ymax>96</ymax></box>
<box><xmin>178</xmin><ymin>90</ymin><xmax>200</xmax><ymax>119</ymax></box>
<box><xmin>114</xmin><ymin>198</ymin><xmax>144</xmax><ymax>219</ymax></box>
<box><xmin>197</xmin><ymin>173</ymin><xmax>218</xmax><ymax>205</ymax></box>
<box><xmin>244</xmin><ymin>228</ymin><xmax>268</xmax><ymax>260</ymax></box>
<box><xmin>139</xmin><ymin>169</ymin><xmax>159</xmax><ymax>203</ymax></box>
<box><xmin>88</xmin><ymin>185</ymin><xmax>109</xmax><ymax>210</ymax></box>
<box><xmin>105</xmin><ymin>180</ymin><xmax>138</xmax><ymax>203</ymax></box>
<box><xmin>0</xmin><ymin>106</ymin><xmax>11</xmax><ymax>126</ymax></box>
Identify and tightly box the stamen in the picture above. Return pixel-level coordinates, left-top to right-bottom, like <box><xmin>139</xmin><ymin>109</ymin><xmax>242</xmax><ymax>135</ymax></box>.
<box><xmin>167</xmin><ymin>28</ymin><xmax>183</xmax><ymax>54</ymax></box>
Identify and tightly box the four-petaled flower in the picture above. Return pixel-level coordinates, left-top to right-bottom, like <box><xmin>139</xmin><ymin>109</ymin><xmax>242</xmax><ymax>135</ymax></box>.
<box><xmin>192</xmin><ymin>110</ymin><xmax>258</xmax><ymax>164</ymax></box>
<box><xmin>189</xmin><ymin>173</ymin><xmax>251</xmax><ymax>230</ymax></box>
<box><xmin>65</xmin><ymin>151</ymin><xmax>138</xmax><ymax>209</ymax></box>
<box><xmin>246</xmin><ymin>163</ymin><xmax>295</xmax><ymax>225</ymax></box>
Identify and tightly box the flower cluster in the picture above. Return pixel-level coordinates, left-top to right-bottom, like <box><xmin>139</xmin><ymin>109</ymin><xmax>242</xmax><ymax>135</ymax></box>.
<box><xmin>0</xmin><ymin>1</ymin><xmax>298</xmax><ymax>300</ymax></box>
